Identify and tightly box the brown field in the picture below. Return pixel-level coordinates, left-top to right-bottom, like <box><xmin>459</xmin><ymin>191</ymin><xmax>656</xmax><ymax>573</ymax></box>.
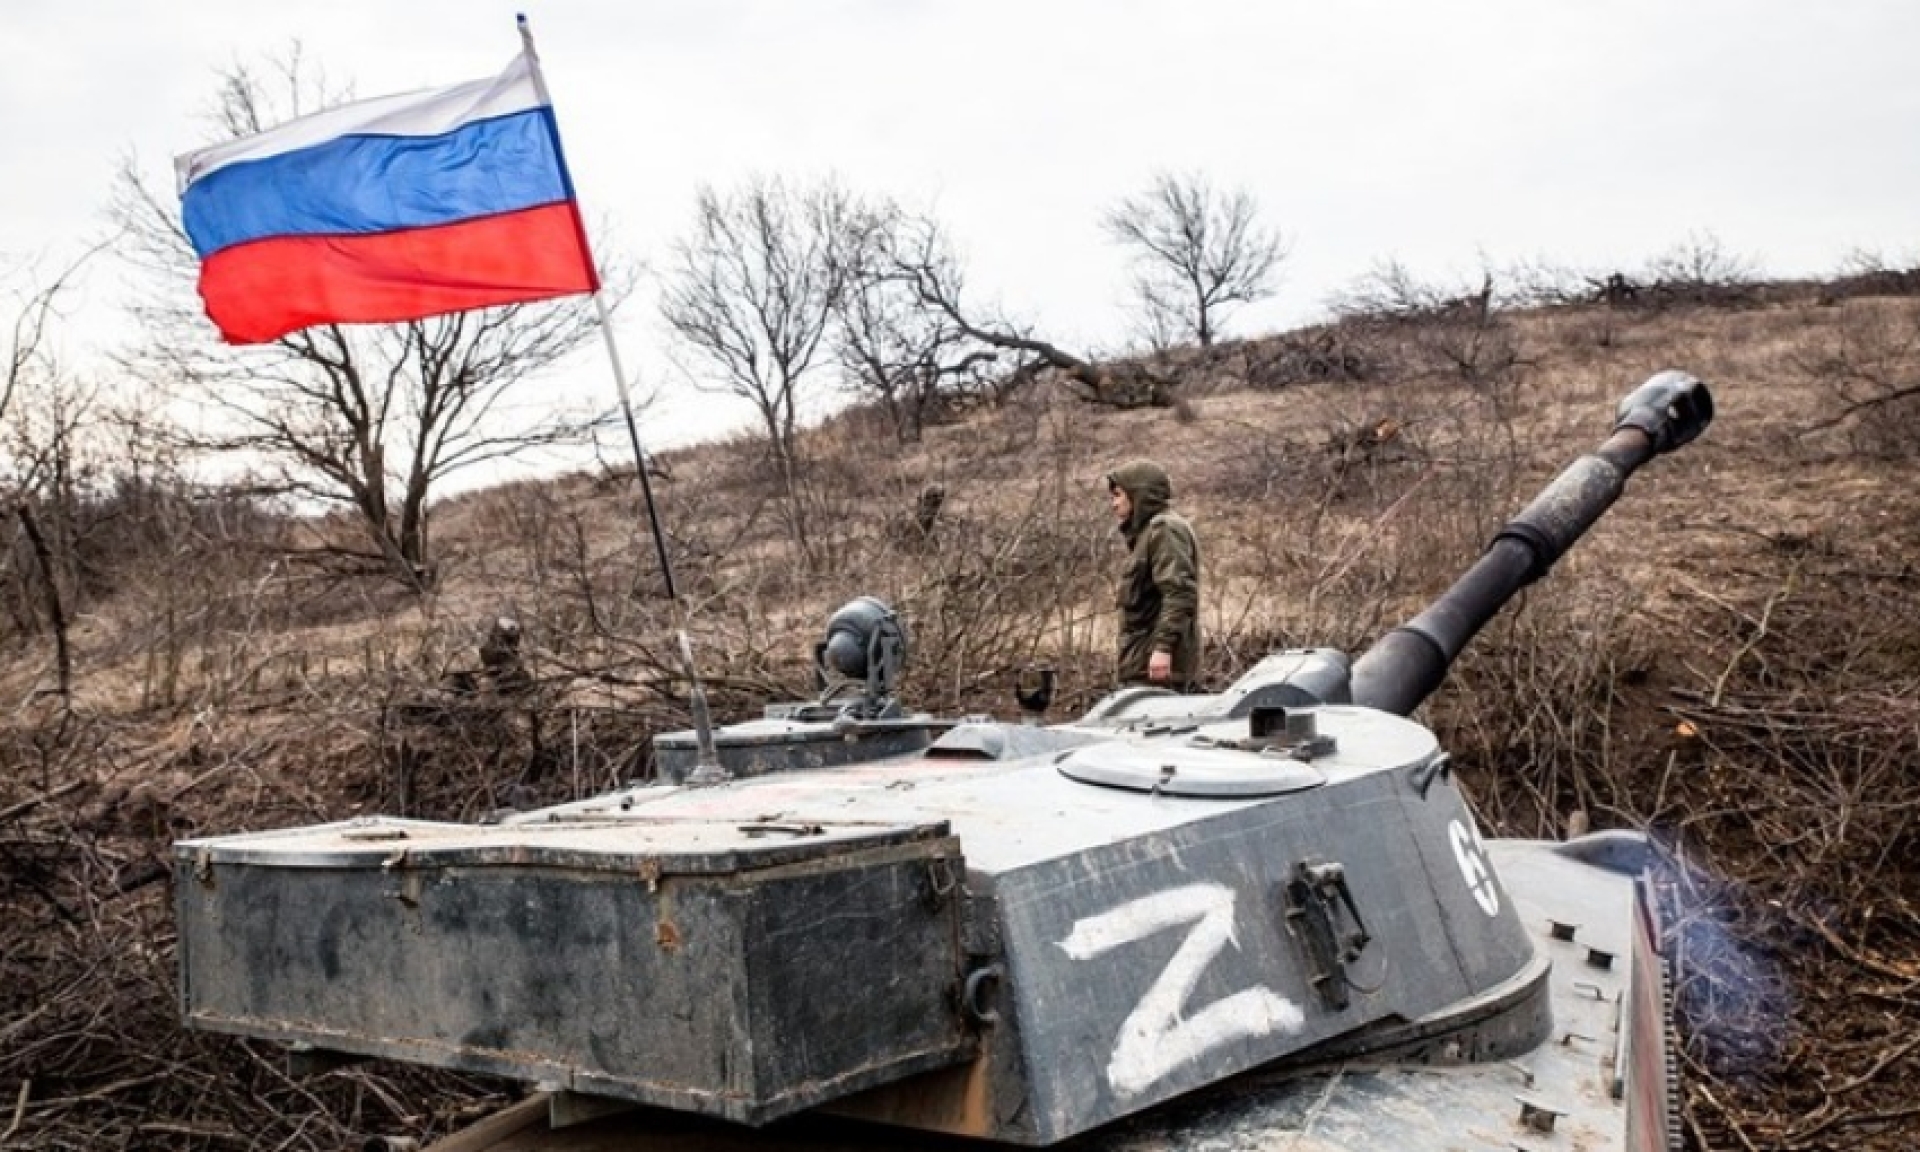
<box><xmin>3</xmin><ymin>285</ymin><xmax>1918</xmax><ymax>1149</ymax></box>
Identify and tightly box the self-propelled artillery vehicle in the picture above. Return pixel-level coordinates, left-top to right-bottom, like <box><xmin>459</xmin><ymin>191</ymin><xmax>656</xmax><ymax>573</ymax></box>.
<box><xmin>174</xmin><ymin>371</ymin><xmax>1713</xmax><ymax>1151</ymax></box>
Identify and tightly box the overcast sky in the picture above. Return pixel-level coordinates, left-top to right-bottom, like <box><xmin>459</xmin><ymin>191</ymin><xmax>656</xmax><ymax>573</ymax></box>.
<box><xmin>6</xmin><ymin>1</ymin><xmax>1920</xmax><ymax>457</ymax></box>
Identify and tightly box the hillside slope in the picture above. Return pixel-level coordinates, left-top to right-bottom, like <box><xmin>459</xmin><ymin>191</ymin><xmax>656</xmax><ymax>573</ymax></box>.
<box><xmin>3</xmin><ymin>289</ymin><xmax>1918</xmax><ymax>1149</ymax></box>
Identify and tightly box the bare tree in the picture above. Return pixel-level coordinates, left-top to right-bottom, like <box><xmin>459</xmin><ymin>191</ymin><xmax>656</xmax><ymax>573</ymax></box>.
<box><xmin>1645</xmin><ymin>230</ymin><xmax>1759</xmax><ymax>293</ymax></box>
<box><xmin>1</xmin><ymin>249</ymin><xmax>160</xmax><ymax>711</ymax></box>
<box><xmin>1103</xmin><ymin>171</ymin><xmax>1288</xmax><ymax>349</ymax></box>
<box><xmin>109</xmin><ymin>48</ymin><xmax>621</xmax><ymax>592</ymax></box>
<box><xmin>2</xmin><ymin>254</ymin><xmax>86</xmax><ymax>437</ymax></box>
<box><xmin>833</xmin><ymin>209</ymin><xmax>998</xmax><ymax>443</ymax></box>
<box><xmin>1328</xmin><ymin>259</ymin><xmax>1496</xmax><ymax>323</ymax></box>
<box><xmin>661</xmin><ymin>176</ymin><xmax>873</xmax><ymax>560</ymax></box>
<box><xmin>2</xmin><ymin>257</ymin><xmax>90</xmax><ymax>705</ymax></box>
<box><xmin>881</xmin><ymin>211</ymin><xmax>1173</xmax><ymax>409</ymax></box>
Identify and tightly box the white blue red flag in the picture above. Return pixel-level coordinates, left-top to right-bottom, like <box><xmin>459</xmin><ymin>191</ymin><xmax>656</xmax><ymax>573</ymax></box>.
<box><xmin>176</xmin><ymin>52</ymin><xmax>599</xmax><ymax>344</ymax></box>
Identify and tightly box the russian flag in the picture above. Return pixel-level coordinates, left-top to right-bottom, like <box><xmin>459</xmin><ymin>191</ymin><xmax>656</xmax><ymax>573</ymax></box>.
<box><xmin>176</xmin><ymin>52</ymin><xmax>599</xmax><ymax>345</ymax></box>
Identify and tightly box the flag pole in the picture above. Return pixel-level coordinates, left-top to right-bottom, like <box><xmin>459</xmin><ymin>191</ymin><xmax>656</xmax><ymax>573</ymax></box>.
<box><xmin>517</xmin><ymin>15</ymin><xmax>723</xmax><ymax>783</ymax></box>
<box><xmin>516</xmin><ymin>13</ymin><xmax>678</xmax><ymax>603</ymax></box>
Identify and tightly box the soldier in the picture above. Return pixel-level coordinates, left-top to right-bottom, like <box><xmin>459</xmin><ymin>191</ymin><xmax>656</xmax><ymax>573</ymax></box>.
<box><xmin>1105</xmin><ymin>460</ymin><xmax>1201</xmax><ymax>689</ymax></box>
<box><xmin>479</xmin><ymin>615</ymin><xmax>532</xmax><ymax>696</ymax></box>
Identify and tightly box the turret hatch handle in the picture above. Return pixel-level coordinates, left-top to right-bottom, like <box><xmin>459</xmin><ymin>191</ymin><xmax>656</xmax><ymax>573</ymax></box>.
<box><xmin>1283</xmin><ymin>861</ymin><xmax>1374</xmax><ymax>1011</ymax></box>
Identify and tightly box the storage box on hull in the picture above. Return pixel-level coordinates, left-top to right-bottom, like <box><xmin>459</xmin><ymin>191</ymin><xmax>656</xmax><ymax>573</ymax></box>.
<box><xmin>175</xmin><ymin>816</ymin><xmax>972</xmax><ymax>1124</ymax></box>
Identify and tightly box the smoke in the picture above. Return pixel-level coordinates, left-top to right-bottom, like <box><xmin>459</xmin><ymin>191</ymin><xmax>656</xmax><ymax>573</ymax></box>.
<box><xmin>1654</xmin><ymin>859</ymin><xmax>1797</xmax><ymax>1085</ymax></box>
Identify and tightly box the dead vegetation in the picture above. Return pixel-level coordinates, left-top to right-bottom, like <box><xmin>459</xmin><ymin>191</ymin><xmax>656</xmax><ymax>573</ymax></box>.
<box><xmin>4</xmin><ymin>283</ymin><xmax>1920</xmax><ymax>1150</ymax></box>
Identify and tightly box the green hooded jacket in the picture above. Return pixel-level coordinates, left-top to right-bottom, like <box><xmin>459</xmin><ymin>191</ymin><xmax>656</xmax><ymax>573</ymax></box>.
<box><xmin>1107</xmin><ymin>460</ymin><xmax>1201</xmax><ymax>688</ymax></box>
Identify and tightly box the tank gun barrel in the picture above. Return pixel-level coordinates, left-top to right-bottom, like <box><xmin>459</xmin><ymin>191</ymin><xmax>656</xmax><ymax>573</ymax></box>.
<box><xmin>1349</xmin><ymin>370</ymin><xmax>1713</xmax><ymax>716</ymax></box>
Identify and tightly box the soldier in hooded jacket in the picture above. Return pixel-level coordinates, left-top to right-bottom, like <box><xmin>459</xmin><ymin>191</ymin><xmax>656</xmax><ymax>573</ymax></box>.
<box><xmin>1106</xmin><ymin>460</ymin><xmax>1201</xmax><ymax>688</ymax></box>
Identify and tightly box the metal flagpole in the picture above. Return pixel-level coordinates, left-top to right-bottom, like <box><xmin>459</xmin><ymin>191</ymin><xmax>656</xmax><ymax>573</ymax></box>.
<box><xmin>516</xmin><ymin>13</ymin><xmax>677</xmax><ymax>603</ymax></box>
<box><xmin>516</xmin><ymin>15</ymin><xmax>722</xmax><ymax>782</ymax></box>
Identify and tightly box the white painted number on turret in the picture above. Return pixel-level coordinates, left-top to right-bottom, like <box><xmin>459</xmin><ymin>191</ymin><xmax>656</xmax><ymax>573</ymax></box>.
<box><xmin>1449</xmin><ymin>818</ymin><xmax>1500</xmax><ymax>916</ymax></box>
<box><xmin>1057</xmin><ymin>882</ymin><xmax>1306</xmax><ymax>1098</ymax></box>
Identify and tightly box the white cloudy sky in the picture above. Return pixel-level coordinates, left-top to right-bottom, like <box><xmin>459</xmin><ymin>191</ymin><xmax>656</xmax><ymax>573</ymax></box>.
<box><xmin>6</xmin><ymin>0</ymin><xmax>1919</xmax><ymax>455</ymax></box>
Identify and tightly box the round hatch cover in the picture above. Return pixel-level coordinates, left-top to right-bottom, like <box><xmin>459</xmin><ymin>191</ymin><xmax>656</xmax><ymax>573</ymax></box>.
<box><xmin>1056</xmin><ymin>741</ymin><xmax>1324</xmax><ymax>797</ymax></box>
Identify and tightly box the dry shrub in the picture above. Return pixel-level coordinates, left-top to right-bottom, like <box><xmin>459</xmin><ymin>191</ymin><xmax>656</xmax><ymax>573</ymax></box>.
<box><xmin>1193</xmin><ymin>358</ymin><xmax>1554</xmax><ymax>693</ymax></box>
<box><xmin>2</xmin><ymin>477</ymin><xmax>290</xmax><ymax>670</ymax></box>
<box><xmin>1435</xmin><ymin>580</ymin><xmax>1664</xmax><ymax>837</ymax></box>
<box><xmin>1241</xmin><ymin>323</ymin><xmax>1379</xmax><ymax>390</ymax></box>
<box><xmin>0</xmin><ymin>708</ymin><xmax>512</xmax><ymax>1151</ymax></box>
<box><xmin>1791</xmin><ymin>299</ymin><xmax>1920</xmax><ymax>459</ymax></box>
<box><xmin>1648</xmin><ymin>565</ymin><xmax>1920</xmax><ymax>1150</ymax></box>
<box><xmin>825</xmin><ymin>473</ymin><xmax>1116</xmax><ymax>715</ymax></box>
<box><xmin>1436</xmin><ymin>518</ymin><xmax>1920</xmax><ymax>1149</ymax></box>
<box><xmin>1819</xmin><ymin>265</ymin><xmax>1920</xmax><ymax>303</ymax></box>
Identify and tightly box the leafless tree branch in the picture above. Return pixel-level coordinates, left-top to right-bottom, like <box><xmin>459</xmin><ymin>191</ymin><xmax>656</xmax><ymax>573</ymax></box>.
<box><xmin>1103</xmin><ymin>171</ymin><xmax>1288</xmax><ymax>349</ymax></box>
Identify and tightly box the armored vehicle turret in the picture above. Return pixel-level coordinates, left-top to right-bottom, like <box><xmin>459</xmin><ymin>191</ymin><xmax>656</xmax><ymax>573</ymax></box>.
<box><xmin>174</xmin><ymin>372</ymin><xmax>1711</xmax><ymax>1151</ymax></box>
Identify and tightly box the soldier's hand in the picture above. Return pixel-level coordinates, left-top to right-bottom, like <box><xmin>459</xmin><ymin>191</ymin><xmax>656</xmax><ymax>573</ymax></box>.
<box><xmin>1148</xmin><ymin>650</ymin><xmax>1172</xmax><ymax>682</ymax></box>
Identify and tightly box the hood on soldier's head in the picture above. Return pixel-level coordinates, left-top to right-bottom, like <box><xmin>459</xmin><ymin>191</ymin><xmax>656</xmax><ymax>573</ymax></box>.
<box><xmin>1106</xmin><ymin>460</ymin><xmax>1172</xmax><ymax>536</ymax></box>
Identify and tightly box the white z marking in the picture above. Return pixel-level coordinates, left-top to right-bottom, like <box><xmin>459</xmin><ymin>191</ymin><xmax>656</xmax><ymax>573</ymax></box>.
<box><xmin>1058</xmin><ymin>882</ymin><xmax>1305</xmax><ymax>1098</ymax></box>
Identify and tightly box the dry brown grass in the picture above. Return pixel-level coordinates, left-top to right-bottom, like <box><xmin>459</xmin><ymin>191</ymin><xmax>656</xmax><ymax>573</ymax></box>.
<box><xmin>4</xmin><ymin>288</ymin><xmax>1919</xmax><ymax>1149</ymax></box>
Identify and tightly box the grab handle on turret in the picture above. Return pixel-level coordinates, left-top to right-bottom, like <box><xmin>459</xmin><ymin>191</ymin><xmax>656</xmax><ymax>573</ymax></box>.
<box><xmin>1349</xmin><ymin>370</ymin><xmax>1713</xmax><ymax>717</ymax></box>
